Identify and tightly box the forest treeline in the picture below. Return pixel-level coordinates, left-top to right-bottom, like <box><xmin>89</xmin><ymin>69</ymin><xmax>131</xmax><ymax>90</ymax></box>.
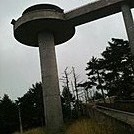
<box><xmin>80</xmin><ymin>38</ymin><xmax>134</xmax><ymax>102</ymax></box>
<box><xmin>0</xmin><ymin>38</ymin><xmax>134</xmax><ymax>134</ymax></box>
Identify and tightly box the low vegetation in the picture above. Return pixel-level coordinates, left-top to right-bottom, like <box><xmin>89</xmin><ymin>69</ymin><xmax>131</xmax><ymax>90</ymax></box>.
<box><xmin>14</xmin><ymin>128</ymin><xmax>45</xmax><ymax>134</ymax></box>
<box><xmin>15</xmin><ymin>118</ymin><xmax>132</xmax><ymax>134</ymax></box>
<box><xmin>66</xmin><ymin>118</ymin><xmax>131</xmax><ymax>134</ymax></box>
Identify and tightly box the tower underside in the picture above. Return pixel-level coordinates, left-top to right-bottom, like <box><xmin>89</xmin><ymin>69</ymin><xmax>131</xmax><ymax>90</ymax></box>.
<box><xmin>13</xmin><ymin>4</ymin><xmax>75</xmax><ymax>47</ymax></box>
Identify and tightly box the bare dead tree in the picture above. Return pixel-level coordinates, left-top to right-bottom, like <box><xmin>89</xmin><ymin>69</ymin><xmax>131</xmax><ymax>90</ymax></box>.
<box><xmin>62</xmin><ymin>67</ymin><xmax>73</xmax><ymax>119</ymax></box>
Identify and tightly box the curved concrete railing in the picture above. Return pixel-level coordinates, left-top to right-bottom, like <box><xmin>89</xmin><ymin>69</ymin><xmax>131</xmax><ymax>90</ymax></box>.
<box><xmin>95</xmin><ymin>105</ymin><xmax>134</xmax><ymax>127</ymax></box>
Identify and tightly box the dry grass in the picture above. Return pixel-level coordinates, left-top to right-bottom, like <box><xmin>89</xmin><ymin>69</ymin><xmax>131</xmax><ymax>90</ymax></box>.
<box><xmin>14</xmin><ymin>118</ymin><xmax>130</xmax><ymax>134</ymax></box>
<box><xmin>65</xmin><ymin>118</ymin><xmax>116</xmax><ymax>134</ymax></box>
<box><xmin>14</xmin><ymin>128</ymin><xmax>46</xmax><ymax>134</ymax></box>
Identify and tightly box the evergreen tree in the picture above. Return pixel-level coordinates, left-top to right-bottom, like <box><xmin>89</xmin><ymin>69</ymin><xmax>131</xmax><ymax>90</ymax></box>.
<box><xmin>86</xmin><ymin>57</ymin><xmax>106</xmax><ymax>103</ymax></box>
<box><xmin>17</xmin><ymin>82</ymin><xmax>44</xmax><ymax>130</ymax></box>
<box><xmin>62</xmin><ymin>86</ymin><xmax>75</xmax><ymax>120</ymax></box>
<box><xmin>101</xmin><ymin>38</ymin><xmax>134</xmax><ymax>99</ymax></box>
<box><xmin>85</xmin><ymin>38</ymin><xmax>134</xmax><ymax>101</ymax></box>
<box><xmin>0</xmin><ymin>94</ymin><xmax>19</xmax><ymax>134</ymax></box>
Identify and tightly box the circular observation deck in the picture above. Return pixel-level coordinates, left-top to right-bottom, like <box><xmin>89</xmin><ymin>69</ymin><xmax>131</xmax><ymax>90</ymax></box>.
<box><xmin>12</xmin><ymin>4</ymin><xmax>75</xmax><ymax>47</ymax></box>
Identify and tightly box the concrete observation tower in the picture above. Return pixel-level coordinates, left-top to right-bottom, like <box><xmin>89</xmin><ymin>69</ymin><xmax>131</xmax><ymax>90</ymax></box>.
<box><xmin>11</xmin><ymin>0</ymin><xmax>134</xmax><ymax>133</ymax></box>
<box><xmin>11</xmin><ymin>4</ymin><xmax>75</xmax><ymax>132</ymax></box>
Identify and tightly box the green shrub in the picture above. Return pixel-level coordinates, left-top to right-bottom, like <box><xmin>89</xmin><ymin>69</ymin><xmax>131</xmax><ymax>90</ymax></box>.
<box><xmin>14</xmin><ymin>128</ymin><xmax>45</xmax><ymax>134</ymax></box>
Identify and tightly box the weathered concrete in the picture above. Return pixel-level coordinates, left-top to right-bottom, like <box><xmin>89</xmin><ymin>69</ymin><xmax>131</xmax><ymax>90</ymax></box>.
<box><xmin>12</xmin><ymin>4</ymin><xmax>75</xmax><ymax>132</ymax></box>
<box><xmin>38</xmin><ymin>31</ymin><xmax>63</xmax><ymax>132</ymax></box>
<box><xmin>95</xmin><ymin>105</ymin><xmax>134</xmax><ymax>127</ymax></box>
<box><xmin>65</xmin><ymin>0</ymin><xmax>134</xmax><ymax>26</ymax></box>
<box><xmin>91</xmin><ymin>105</ymin><xmax>134</xmax><ymax>133</ymax></box>
<box><xmin>13</xmin><ymin>4</ymin><xmax>75</xmax><ymax>47</ymax></box>
<box><xmin>121</xmin><ymin>3</ymin><xmax>134</xmax><ymax>56</ymax></box>
<box><xmin>11</xmin><ymin>0</ymin><xmax>134</xmax><ymax>132</ymax></box>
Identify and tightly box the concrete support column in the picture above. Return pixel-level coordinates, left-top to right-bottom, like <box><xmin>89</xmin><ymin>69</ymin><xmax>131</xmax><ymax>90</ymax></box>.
<box><xmin>38</xmin><ymin>31</ymin><xmax>63</xmax><ymax>132</ymax></box>
<box><xmin>121</xmin><ymin>3</ymin><xmax>134</xmax><ymax>56</ymax></box>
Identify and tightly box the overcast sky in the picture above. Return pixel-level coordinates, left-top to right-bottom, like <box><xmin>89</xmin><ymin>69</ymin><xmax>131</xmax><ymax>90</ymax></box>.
<box><xmin>0</xmin><ymin>0</ymin><xmax>133</xmax><ymax>100</ymax></box>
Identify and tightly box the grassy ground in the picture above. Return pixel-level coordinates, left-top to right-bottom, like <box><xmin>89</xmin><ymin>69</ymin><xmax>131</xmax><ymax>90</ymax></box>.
<box><xmin>14</xmin><ymin>118</ymin><xmax>133</xmax><ymax>134</ymax></box>
<box><xmin>66</xmin><ymin>119</ymin><xmax>113</xmax><ymax>134</ymax></box>
<box><xmin>65</xmin><ymin>118</ymin><xmax>129</xmax><ymax>134</ymax></box>
<box><xmin>14</xmin><ymin>128</ymin><xmax>45</xmax><ymax>134</ymax></box>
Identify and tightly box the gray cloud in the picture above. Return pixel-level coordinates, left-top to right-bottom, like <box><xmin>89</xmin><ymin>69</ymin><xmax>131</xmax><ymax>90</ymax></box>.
<box><xmin>0</xmin><ymin>0</ymin><xmax>133</xmax><ymax>99</ymax></box>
